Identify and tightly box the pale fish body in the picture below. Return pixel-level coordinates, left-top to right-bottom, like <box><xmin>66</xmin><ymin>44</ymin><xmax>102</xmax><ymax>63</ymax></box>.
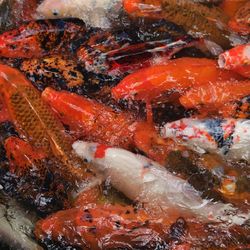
<box><xmin>161</xmin><ymin>118</ymin><xmax>250</xmax><ymax>163</ymax></box>
<box><xmin>73</xmin><ymin>141</ymin><xmax>249</xmax><ymax>225</ymax></box>
<box><xmin>0</xmin><ymin>193</ymin><xmax>41</xmax><ymax>250</ymax></box>
<box><xmin>36</xmin><ymin>0</ymin><xmax>122</xmax><ymax>29</ymax></box>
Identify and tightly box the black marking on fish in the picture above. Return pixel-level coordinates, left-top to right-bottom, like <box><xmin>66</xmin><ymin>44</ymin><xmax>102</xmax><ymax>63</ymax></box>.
<box><xmin>0</xmin><ymin>121</ymin><xmax>19</xmax><ymax>141</ymax></box>
<box><xmin>143</xmin><ymin>162</ymin><xmax>154</xmax><ymax>169</ymax></box>
<box><xmin>235</xmin><ymin>95</ymin><xmax>250</xmax><ymax>119</ymax></box>
<box><xmin>205</xmin><ymin>119</ymin><xmax>234</xmax><ymax>154</ymax></box>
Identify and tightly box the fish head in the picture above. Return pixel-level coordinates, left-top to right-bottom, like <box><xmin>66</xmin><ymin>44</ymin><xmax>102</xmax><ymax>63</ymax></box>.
<box><xmin>36</xmin><ymin>0</ymin><xmax>75</xmax><ymax>19</ymax></box>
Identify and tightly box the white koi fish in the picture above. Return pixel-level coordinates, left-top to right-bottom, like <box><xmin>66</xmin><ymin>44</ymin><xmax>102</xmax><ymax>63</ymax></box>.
<box><xmin>73</xmin><ymin>141</ymin><xmax>249</xmax><ymax>225</ymax></box>
<box><xmin>161</xmin><ymin>118</ymin><xmax>250</xmax><ymax>163</ymax></box>
<box><xmin>36</xmin><ymin>0</ymin><xmax>122</xmax><ymax>29</ymax></box>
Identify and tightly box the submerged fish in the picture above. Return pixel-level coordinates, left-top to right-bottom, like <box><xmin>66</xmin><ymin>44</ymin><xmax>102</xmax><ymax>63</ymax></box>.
<box><xmin>161</xmin><ymin>118</ymin><xmax>250</xmax><ymax>163</ymax></box>
<box><xmin>73</xmin><ymin>141</ymin><xmax>249</xmax><ymax>225</ymax></box>
<box><xmin>0</xmin><ymin>192</ymin><xmax>41</xmax><ymax>250</ymax></box>
<box><xmin>123</xmin><ymin>0</ymin><xmax>234</xmax><ymax>49</ymax></box>
<box><xmin>36</xmin><ymin>0</ymin><xmax>122</xmax><ymax>29</ymax></box>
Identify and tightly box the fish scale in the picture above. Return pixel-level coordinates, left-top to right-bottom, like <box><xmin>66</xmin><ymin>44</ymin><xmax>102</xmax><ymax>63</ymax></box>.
<box><xmin>0</xmin><ymin>64</ymin><xmax>91</xmax><ymax>182</ymax></box>
<box><xmin>161</xmin><ymin>0</ymin><xmax>230</xmax><ymax>48</ymax></box>
<box><xmin>10</xmin><ymin>90</ymin><xmax>89</xmax><ymax>182</ymax></box>
<box><xmin>10</xmin><ymin>91</ymin><xmax>52</xmax><ymax>150</ymax></box>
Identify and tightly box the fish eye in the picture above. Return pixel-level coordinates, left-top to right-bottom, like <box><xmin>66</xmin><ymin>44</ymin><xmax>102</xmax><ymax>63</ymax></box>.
<box><xmin>52</xmin><ymin>9</ymin><xmax>59</xmax><ymax>16</ymax></box>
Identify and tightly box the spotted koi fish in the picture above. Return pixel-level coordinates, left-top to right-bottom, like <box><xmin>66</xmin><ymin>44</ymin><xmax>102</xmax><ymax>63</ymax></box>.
<box><xmin>0</xmin><ymin>19</ymin><xmax>87</xmax><ymax>58</ymax></box>
<box><xmin>73</xmin><ymin>141</ymin><xmax>249</xmax><ymax>225</ymax></box>
<box><xmin>161</xmin><ymin>118</ymin><xmax>250</xmax><ymax>163</ymax></box>
<box><xmin>218</xmin><ymin>44</ymin><xmax>250</xmax><ymax>78</ymax></box>
<box><xmin>20</xmin><ymin>56</ymin><xmax>85</xmax><ymax>92</ymax></box>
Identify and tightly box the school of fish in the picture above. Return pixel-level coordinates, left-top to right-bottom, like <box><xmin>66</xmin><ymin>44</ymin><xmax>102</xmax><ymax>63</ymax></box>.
<box><xmin>0</xmin><ymin>0</ymin><xmax>249</xmax><ymax>249</ymax></box>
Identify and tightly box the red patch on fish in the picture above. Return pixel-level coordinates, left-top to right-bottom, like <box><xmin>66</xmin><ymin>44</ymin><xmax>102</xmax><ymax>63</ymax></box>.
<box><xmin>94</xmin><ymin>144</ymin><xmax>111</xmax><ymax>159</ymax></box>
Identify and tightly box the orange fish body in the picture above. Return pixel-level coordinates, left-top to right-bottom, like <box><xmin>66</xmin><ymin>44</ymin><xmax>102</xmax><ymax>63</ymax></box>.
<box><xmin>4</xmin><ymin>136</ymin><xmax>46</xmax><ymax>175</ymax></box>
<box><xmin>112</xmin><ymin>58</ymin><xmax>241</xmax><ymax>102</ymax></box>
<box><xmin>0</xmin><ymin>64</ymin><xmax>90</xmax><ymax>182</ymax></box>
<box><xmin>180</xmin><ymin>80</ymin><xmax>250</xmax><ymax>109</ymax></box>
<box><xmin>228</xmin><ymin>1</ymin><xmax>250</xmax><ymax>35</ymax></box>
<box><xmin>42</xmin><ymin>87</ymin><xmax>136</xmax><ymax>149</ymax></box>
<box><xmin>35</xmin><ymin>203</ymin><xmax>172</xmax><ymax>249</ymax></box>
<box><xmin>220</xmin><ymin>0</ymin><xmax>248</xmax><ymax>18</ymax></box>
<box><xmin>35</xmin><ymin>201</ymin><xmax>250</xmax><ymax>249</ymax></box>
<box><xmin>42</xmin><ymin>87</ymin><xmax>177</xmax><ymax>163</ymax></box>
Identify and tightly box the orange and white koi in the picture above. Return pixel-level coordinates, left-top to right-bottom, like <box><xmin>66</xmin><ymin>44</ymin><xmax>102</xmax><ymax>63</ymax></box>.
<box><xmin>112</xmin><ymin>58</ymin><xmax>241</xmax><ymax>103</ymax></box>
<box><xmin>161</xmin><ymin>118</ymin><xmax>250</xmax><ymax>162</ymax></box>
<box><xmin>218</xmin><ymin>44</ymin><xmax>250</xmax><ymax>78</ymax></box>
<box><xmin>73</xmin><ymin>141</ymin><xmax>249</xmax><ymax>225</ymax></box>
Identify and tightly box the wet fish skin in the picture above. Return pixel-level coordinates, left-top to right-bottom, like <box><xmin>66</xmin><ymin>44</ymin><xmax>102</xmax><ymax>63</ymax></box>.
<box><xmin>36</xmin><ymin>0</ymin><xmax>122</xmax><ymax>29</ymax></box>
<box><xmin>0</xmin><ymin>64</ymin><xmax>92</xmax><ymax>183</ymax></box>
<box><xmin>20</xmin><ymin>56</ymin><xmax>85</xmax><ymax>92</ymax></box>
<box><xmin>161</xmin><ymin>0</ymin><xmax>231</xmax><ymax>49</ymax></box>
<box><xmin>123</xmin><ymin>0</ymin><xmax>233</xmax><ymax>49</ymax></box>
<box><xmin>162</xmin><ymin>118</ymin><xmax>250</xmax><ymax>163</ymax></box>
<box><xmin>73</xmin><ymin>141</ymin><xmax>249</xmax><ymax>225</ymax></box>
<box><xmin>0</xmin><ymin>19</ymin><xmax>87</xmax><ymax>58</ymax></box>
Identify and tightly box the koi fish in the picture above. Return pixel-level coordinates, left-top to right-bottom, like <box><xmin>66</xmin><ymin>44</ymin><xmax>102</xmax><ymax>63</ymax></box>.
<box><xmin>179</xmin><ymin>80</ymin><xmax>250</xmax><ymax>109</ymax></box>
<box><xmin>0</xmin><ymin>19</ymin><xmax>86</xmax><ymax>58</ymax></box>
<box><xmin>161</xmin><ymin>118</ymin><xmax>250</xmax><ymax>163</ymax></box>
<box><xmin>20</xmin><ymin>56</ymin><xmax>85</xmax><ymax>91</ymax></box>
<box><xmin>36</xmin><ymin>195</ymin><xmax>250</xmax><ymax>249</ymax></box>
<box><xmin>228</xmin><ymin>1</ymin><xmax>250</xmax><ymax>35</ymax></box>
<box><xmin>112</xmin><ymin>58</ymin><xmax>241</xmax><ymax>102</ymax></box>
<box><xmin>78</xmin><ymin>29</ymin><xmax>200</xmax><ymax>76</ymax></box>
<box><xmin>36</xmin><ymin>0</ymin><xmax>122</xmax><ymax>29</ymax></box>
<box><xmin>2</xmin><ymin>136</ymin><xmax>71</xmax><ymax>214</ymax></box>
<box><xmin>123</xmin><ymin>0</ymin><xmax>232</xmax><ymax>48</ymax></box>
<box><xmin>4</xmin><ymin>136</ymin><xmax>46</xmax><ymax>176</ymax></box>
<box><xmin>218</xmin><ymin>44</ymin><xmax>250</xmax><ymax>78</ymax></box>
<box><xmin>42</xmin><ymin>87</ymin><xmax>178</xmax><ymax>164</ymax></box>
<box><xmin>0</xmin><ymin>64</ymin><xmax>91</xmax><ymax>183</ymax></box>
<box><xmin>73</xmin><ymin>141</ymin><xmax>249</xmax><ymax>225</ymax></box>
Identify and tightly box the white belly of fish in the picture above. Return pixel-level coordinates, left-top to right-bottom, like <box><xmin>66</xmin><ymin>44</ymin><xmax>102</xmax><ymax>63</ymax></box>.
<box><xmin>36</xmin><ymin>0</ymin><xmax>122</xmax><ymax>28</ymax></box>
<box><xmin>73</xmin><ymin>141</ymin><xmax>249</xmax><ymax>225</ymax></box>
<box><xmin>162</xmin><ymin>118</ymin><xmax>250</xmax><ymax>163</ymax></box>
